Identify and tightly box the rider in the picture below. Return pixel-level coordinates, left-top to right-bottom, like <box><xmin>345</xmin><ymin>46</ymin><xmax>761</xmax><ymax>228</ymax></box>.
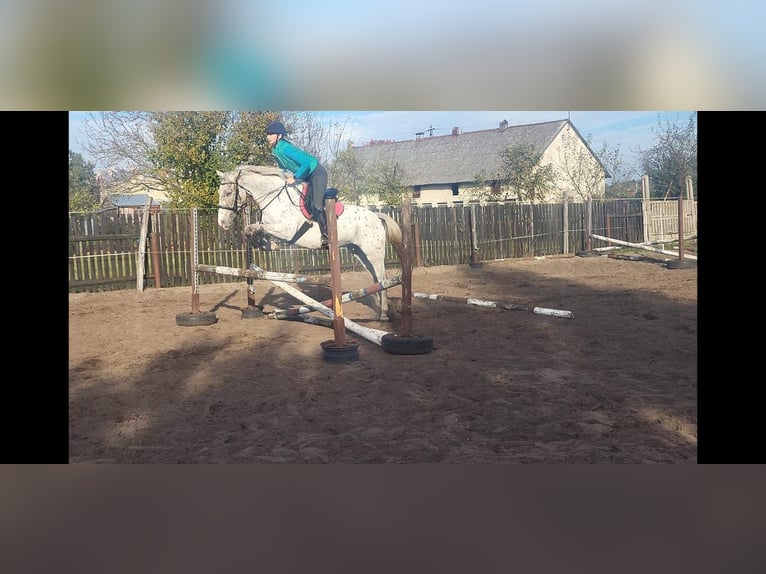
<box><xmin>265</xmin><ymin>120</ymin><xmax>330</xmax><ymax>248</ymax></box>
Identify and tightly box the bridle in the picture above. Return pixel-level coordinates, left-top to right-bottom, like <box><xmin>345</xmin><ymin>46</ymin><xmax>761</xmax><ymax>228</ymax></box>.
<box><xmin>217</xmin><ymin>169</ymin><xmax>293</xmax><ymax>219</ymax></box>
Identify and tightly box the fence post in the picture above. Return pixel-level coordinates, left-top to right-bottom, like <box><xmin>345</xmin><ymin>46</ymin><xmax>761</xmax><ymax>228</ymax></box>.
<box><xmin>136</xmin><ymin>197</ymin><xmax>152</xmax><ymax>292</ymax></box>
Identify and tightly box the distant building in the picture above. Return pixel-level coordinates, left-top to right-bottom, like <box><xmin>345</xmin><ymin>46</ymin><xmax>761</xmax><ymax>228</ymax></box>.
<box><xmin>101</xmin><ymin>194</ymin><xmax>161</xmax><ymax>216</ymax></box>
<box><xmin>348</xmin><ymin>119</ymin><xmax>609</xmax><ymax>206</ymax></box>
<box><xmin>98</xmin><ymin>173</ymin><xmax>170</xmax><ymax>210</ymax></box>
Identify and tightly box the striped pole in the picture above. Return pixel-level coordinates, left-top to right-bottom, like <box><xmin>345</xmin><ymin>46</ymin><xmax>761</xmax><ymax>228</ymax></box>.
<box><xmin>195</xmin><ymin>263</ymin><xmax>327</xmax><ymax>284</ymax></box>
<box><xmin>266</xmin><ymin>276</ymin><xmax>402</xmax><ymax>320</ymax></box>
<box><xmin>413</xmin><ymin>292</ymin><xmax>574</xmax><ymax>319</ymax></box>
<box><xmin>270</xmin><ymin>280</ymin><xmax>391</xmax><ymax>347</ymax></box>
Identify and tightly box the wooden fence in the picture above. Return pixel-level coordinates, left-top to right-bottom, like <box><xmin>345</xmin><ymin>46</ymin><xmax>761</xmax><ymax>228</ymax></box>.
<box><xmin>69</xmin><ymin>198</ymin><xmax>663</xmax><ymax>293</ymax></box>
<box><xmin>641</xmin><ymin>175</ymin><xmax>698</xmax><ymax>243</ymax></box>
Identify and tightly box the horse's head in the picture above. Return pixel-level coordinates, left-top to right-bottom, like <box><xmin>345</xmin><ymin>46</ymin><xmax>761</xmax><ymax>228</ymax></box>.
<box><xmin>216</xmin><ymin>169</ymin><xmax>247</xmax><ymax>230</ymax></box>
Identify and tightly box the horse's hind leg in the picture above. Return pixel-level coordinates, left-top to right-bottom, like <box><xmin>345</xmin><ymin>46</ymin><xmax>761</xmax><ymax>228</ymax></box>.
<box><xmin>348</xmin><ymin>244</ymin><xmax>389</xmax><ymax>321</ymax></box>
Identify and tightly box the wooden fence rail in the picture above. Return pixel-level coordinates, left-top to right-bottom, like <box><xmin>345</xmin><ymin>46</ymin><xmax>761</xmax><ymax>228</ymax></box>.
<box><xmin>68</xmin><ymin>198</ymin><xmax>688</xmax><ymax>293</ymax></box>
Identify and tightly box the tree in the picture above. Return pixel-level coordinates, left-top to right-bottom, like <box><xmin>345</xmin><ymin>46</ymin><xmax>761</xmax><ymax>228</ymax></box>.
<box><xmin>80</xmin><ymin>111</ymin><xmax>155</xmax><ymax>181</ymax></box>
<box><xmin>69</xmin><ymin>150</ymin><xmax>100</xmax><ymax>211</ymax></box>
<box><xmin>471</xmin><ymin>143</ymin><xmax>556</xmax><ymax>203</ymax></box>
<box><xmin>148</xmin><ymin>112</ymin><xmax>229</xmax><ymax>207</ymax></box>
<box><xmin>329</xmin><ymin>147</ymin><xmax>367</xmax><ymax>204</ymax></box>
<box><xmin>80</xmin><ymin>111</ymin><xmax>352</xmax><ymax>208</ymax></box>
<box><xmin>282</xmin><ymin>111</ymin><xmax>352</xmax><ymax>167</ymax></box>
<box><xmin>223</xmin><ymin>111</ymin><xmax>279</xmax><ymax>168</ymax></box>
<box><xmin>554</xmin><ymin>130</ymin><xmax>613</xmax><ymax>201</ymax></box>
<box><xmin>638</xmin><ymin>112</ymin><xmax>697</xmax><ymax>199</ymax></box>
<box><xmin>366</xmin><ymin>159</ymin><xmax>407</xmax><ymax>207</ymax></box>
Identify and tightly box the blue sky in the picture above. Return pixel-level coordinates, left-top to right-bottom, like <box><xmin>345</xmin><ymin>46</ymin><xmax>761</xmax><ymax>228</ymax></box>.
<box><xmin>5</xmin><ymin>2</ymin><xmax>763</xmax><ymax>110</ymax></box>
<box><xmin>69</xmin><ymin>110</ymin><xmax>694</xmax><ymax>178</ymax></box>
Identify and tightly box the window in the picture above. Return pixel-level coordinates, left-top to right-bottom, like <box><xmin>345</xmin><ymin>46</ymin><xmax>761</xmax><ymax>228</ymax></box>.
<box><xmin>413</xmin><ymin>186</ymin><xmax>421</xmax><ymax>198</ymax></box>
<box><xmin>451</xmin><ymin>183</ymin><xmax>459</xmax><ymax>196</ymax></box>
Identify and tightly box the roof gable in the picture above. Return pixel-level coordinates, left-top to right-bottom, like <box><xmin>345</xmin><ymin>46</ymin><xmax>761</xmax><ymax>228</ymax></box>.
<box><xmin>349</xmin><ymin>119</ymin><xmax>571</xmax><ymax>186</ymax></box>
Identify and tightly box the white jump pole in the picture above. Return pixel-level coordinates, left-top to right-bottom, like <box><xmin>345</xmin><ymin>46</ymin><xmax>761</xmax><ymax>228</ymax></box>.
<box><xmin>195</xmin><ymin>263</ymin><xmax>327</xmax><ymax>284</ymax></box>
<box><xmin>590</xmin><ymin>233</ymin><xmax>697</xmax><ymax>260</ymax></box>
<box><xmin>413</xmin><ymin>292</ymin><xmax>574</xmax><ymax>319</ymax></box>
<box><xmin>269</xmin><ymin>279</ymin><xmax>391</xmax><ymax>347</ymax></box>
<box><xmin>266</xmin><ymin>276</ymin><xmax>402</xmax><ymax>320</ymax></box>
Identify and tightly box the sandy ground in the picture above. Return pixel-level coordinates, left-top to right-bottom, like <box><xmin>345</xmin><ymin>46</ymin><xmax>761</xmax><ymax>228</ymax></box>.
<box><xmin>69</xmin><ymin>253</ymin><xmax>697</xmax><ymax>463</ymax></box>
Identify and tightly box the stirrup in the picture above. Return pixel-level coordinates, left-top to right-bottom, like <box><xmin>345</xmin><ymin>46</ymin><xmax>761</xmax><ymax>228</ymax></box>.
<box><xmin>320</xmin><ymin>234</ymin><xmax>329</xmax><ymax>249</ymax></box>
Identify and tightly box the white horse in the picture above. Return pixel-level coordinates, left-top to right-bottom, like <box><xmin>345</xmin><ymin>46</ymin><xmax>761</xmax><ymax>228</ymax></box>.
<box><xmin>216</xmin><ymin>165</ymin><xmax>403</xmax><ymax>321</ymax></box>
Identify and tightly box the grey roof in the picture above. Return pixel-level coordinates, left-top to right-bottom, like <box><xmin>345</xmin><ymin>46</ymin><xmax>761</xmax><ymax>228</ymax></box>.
<box><xmin>349</xmin><ymin>119</ymin><xmax>603</xmax><ymax>186</ymax></box>
<box><xmin>107</xmin><ymin>194</ymin><xmax>154</xmax><ymax>207</ymax></box>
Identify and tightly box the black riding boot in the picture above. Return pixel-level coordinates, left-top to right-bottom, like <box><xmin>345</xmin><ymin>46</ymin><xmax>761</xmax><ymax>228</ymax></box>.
<box><xmin>316</xmin><ymin>210</ymin><xmax>329</xmax><ymax>249</ymax></box>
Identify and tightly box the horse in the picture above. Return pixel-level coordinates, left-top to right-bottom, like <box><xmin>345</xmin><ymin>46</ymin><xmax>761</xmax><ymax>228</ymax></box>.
<box><xmin>216</xmin><ymin>165</ymin><xmax>403</xmax><ymax>321</ymax></box>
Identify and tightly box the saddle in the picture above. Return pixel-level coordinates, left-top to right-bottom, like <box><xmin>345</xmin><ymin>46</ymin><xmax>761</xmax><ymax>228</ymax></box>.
<box><xmin>297</xmin><ymin>183</ymin><xmax>344</xmax><ymax>221</ymax></box>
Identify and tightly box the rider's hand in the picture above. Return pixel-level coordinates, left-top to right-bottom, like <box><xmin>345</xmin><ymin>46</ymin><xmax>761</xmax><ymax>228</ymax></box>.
<box><xmin>286</xmin><ymin>176</ymin><xmax>296</xmax><ymax>184</ymax></box>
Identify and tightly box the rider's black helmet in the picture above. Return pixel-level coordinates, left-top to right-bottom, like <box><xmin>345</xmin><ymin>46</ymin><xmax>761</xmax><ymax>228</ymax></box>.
<box><xmin>265</xmin><ymin>120</ymin><xmax>287</xmax><ymax>136</ymax></box>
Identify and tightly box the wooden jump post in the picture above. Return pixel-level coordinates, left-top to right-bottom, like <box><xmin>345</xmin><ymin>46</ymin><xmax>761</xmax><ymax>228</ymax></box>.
<box><xmin>319</xmin><ymin>193</ymin><xmax>360</xmax><ymax>362</ymax></box>
<box><xmin>190</xmin><ymin>208</ymin><xmax>200</xmax><ymax>313</ymax></box>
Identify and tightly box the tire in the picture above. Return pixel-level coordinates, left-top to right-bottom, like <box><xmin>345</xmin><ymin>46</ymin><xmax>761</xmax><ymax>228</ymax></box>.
<box><xmin>320</xmin><ymin>340</ymin><xmax>360</xmax><ymax>363</ymax></box>
<box><xmin>666</xmin><ymin>259</ymin><xmax>697</xmax><ymax>269</ymax></box>
<box><xmin>381</xmin><ymin>334</ymin><xmax>434</xmax><ymax>355</ymax></box>
<box><xmin>576</xmin><ymin>250</ymin><xmax>600</xmax><ymax>257</ymax></box>
<box><xmin>176</xmin><ymin>311</ymin><xmax>218</xmax><ymax>326</ymax></box>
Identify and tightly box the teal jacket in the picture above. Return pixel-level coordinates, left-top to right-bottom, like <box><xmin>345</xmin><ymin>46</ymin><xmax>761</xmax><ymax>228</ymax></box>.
<box><xmin>271</xmin><ymin>139</ymin><xmax>319</xmax><ymax>180</ymax></box>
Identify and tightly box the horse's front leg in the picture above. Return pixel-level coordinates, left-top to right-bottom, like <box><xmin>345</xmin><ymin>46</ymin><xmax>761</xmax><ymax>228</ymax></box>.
<box><xmin>244</xmin><ymin>223</ymin><xmax>278</xmax><ymax>251</ymax></box>
<box><xmin>243</xmin><ymin>222</ymin><xmax>263</xmax><ymax>238</ymax></box>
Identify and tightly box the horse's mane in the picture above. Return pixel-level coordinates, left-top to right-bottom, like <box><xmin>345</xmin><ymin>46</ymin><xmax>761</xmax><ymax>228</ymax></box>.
<box><xmin>233</xmin><ymin>165</ymin><xmax>285</xmax><ymax>179</ymax></box>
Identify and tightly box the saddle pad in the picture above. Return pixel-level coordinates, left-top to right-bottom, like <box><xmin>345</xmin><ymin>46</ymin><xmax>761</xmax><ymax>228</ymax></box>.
<box><xmin>299</xmin><ymin>183</ymin><xmax>345</xmax><ymax>220</ymax></box>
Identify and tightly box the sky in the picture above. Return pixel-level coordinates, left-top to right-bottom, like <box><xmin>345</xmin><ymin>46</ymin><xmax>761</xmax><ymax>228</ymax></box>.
<box><xmin>68</xmin><ymin>110</ymin><xmax>693</xmax><ymax>178</ymax></box>
<box><xmin>5</xmin><ymin>2</ymin><xmax>764</xmax><ymax>111</ymax></box>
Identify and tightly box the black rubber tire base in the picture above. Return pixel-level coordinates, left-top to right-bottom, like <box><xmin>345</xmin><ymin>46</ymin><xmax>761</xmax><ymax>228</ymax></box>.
<box><xmin>381</xmin><ymin>334</ymin><xmax>434</xmax><ymax>355</ymax></box>
<box><xmin>321</xmin><ymin>339</ymin><xmax>360</xmax><ymax>363</ymax></box>
<box><xmin>175</xmin><ymin>311</ymin><xmax>218</xmax><ymax>326</ymax></box>
<box><xmin>666</xmin><ymin>259</ymin><xmax>697</xmax><ymax>269</ymax></box>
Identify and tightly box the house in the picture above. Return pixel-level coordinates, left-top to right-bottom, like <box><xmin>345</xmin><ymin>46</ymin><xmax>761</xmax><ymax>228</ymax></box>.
<box><xmin>347</xmin><ymin>119</ymin><xmax>609</xmax><ymax>206</ymax></box>
<box><xmin>101</xmin><ymin>194</ymin><xmax>161</xmax><ymax>216</ymax></box>
<box><xmin>98</xmin><ymin>173</ymin><xmax>170</xmax><ymax>212</ymax></box>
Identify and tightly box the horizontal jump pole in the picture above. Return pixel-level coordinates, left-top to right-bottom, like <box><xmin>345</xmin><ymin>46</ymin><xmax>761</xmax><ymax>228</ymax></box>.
<box><xmin>195</xmin><ymin>263</ymin><xmax>327</xmax><ymax>285</ymax></box>
<box><xmin>269</xmin><ymin>279</ymin><xmax>391</xmax><ymax>347</ymax></box>
<box><xmin>288</xmin><ymin>315</ymin><xmax>336</xmax><ymax>329</ymax></box>
<box><xmin>413</xmin><ymin>292</ymin><xmax>574</xmax><ymax>319</ymax></box>
<box><xmin>266</xmin><ymin>276</ymin><xmax>402</xmax><ymax>320</ymax></box>
<box><xmin>590</xmin><ymin>234</ymin><xmax>697</xmax><ymax>260</ymax></box>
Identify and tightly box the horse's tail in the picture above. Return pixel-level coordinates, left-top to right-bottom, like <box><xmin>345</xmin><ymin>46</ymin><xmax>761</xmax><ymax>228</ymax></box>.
<box><xmin>376</xmin><ymin>212</ymin><xmax>404</xmax><ymax>260</ymax></box>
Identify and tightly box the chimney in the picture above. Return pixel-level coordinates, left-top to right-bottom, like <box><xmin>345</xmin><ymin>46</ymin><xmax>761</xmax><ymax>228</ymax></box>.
<box><xmin>499</xmin><ymin>119</ymin><xmax>508</xmax><ymax>130</ymax></box>
<box><xmin>451</xmin><ymin>127</ymin><xmax>460</xmax><ymax>136</ymax></box>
